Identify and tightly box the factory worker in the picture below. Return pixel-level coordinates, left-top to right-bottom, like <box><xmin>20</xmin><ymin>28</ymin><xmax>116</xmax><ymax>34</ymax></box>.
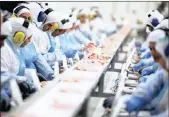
<box><xmin>70</xmin><ymin>11</ymin><xmax>95</xmax><ymax>47</ymax></box>
<box><xmin>68</xmin><ymin>13</ymin><xmax>96</xmax><ymax>52</ymax></box>
<box><xmin>78</xmin><ymin>9</ymin><xmax>99</xmax><ymax>45</ymax></box>
<box><xmin>102</xmin><ymin>18</ymin><xmax>169</xmax><ymax>111</ymax></box>
<box><xmin>89</xmin><ymin>7</ymin><xmax>117</xmax><ymax>37</ymax></box>
<box><xmin>135</xmin><ymin>10</ymin><xmax>164</xmax><ymax>58</ymax></box>
<box><xmin>135</xmin><ymin>10</ymin><xmax>164</xmax><ymax>53</ymax></box>
<box><xmin>125</xmin><ymin>20</ymin><xmax>169</xmax><ymax>115</ymax></box>
<box><xmin>11</xmin><ymin>4</ymin><xmax>55</xmax><ymax>81</ymax></box>
<box><xmin>43</xmin><ymin>9</ymin><xmax>87</xmax><ymax>59</ymax></box>
<box><xmin>138</xmin><ymin>18</ymin><xmax>169</xmax><ymax>77</ymax></box>
<box><xmin>1</xmin><ymin>18</ymin><xmax>37</xmax><ymax>100</ymax></box>
<box><xmin>46</xmin><ymin>13</ymin><xmax>75</xmax><ymax>61</ymax></box>
<box><xmin>131</xmin><ymin>10</ymin><xmax>164</xmax><ymax>72</ymax></box>
<box><xmin>26</xmin><ymin>3</ymin><xmax>63</xmax><ymax>64</ymax></box>
<box><xmin>39</xmin><ymin>8</ymin><xmax>74</xmax><ymax>63</ymax></box>
<box><xmin>25</xmin><ymin>2</ymin><xmax>51</xmax><ymax>54</ymax></box>
<box><xmin>88</xmin><ymin>10</ymin><xmax>107</xmax><ymax>47</ymax></box>
<box><xmin>57</xmin><ymin>17</ymin><xmax>83</xmax><ymax>58</ymax></box>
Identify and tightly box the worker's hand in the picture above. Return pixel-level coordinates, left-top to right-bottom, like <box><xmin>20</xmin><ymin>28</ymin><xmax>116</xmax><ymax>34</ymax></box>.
<box><xmin>135</xmin><ymin>56</ymin><xmax>141</xmax><ymax>63</ymax></box>
<box><xmin>86</xmin><ymin>42</ymin><xmax>96</xmax><ymax>51</ymax></box>
<box><xmin>40</xmin><ymin>81</ymin><xmax>48</xmax><ymax>87</ymax></box>
<box><xmin>101</xmin><ymin>43</ymin><xmax>106</xmax><ymax>48</ymax></box>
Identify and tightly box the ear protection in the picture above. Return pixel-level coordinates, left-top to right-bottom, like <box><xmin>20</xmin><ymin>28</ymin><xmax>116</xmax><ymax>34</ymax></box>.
<box><xmin>148</xmin><ymin>10</ymin><xmax>160</xmax><ymax>27</ymax></box>
<box><xmin>37</xmin><ymin>11</ymin><xmax>46</xmax><ymax>22</ymax></box>
<box><xmin>50</xmin><ymin>23</ymin><xmax>59</xmax><ymax>32</ymax></box>
<box><xmin>151</xmin><ymin>18</ymin><xmax>160</xmax><ymax>27</ymax></box>
<box><xmin>88</xmin><ymin>14</ymin><xmax>94</xmax><ymax>20</ymax></box>
<box><xmin>77</xmin><ymin>15</ymin><xmax>80</xmax><ymax>19</ymax></box>
<box><xmin>44</xmin><ymin>8</ymin><xmax>54</xmax><ymax>15</ymax></box>
<box><xmin>13</xmin><ymin>20</ymin><xmax>29</xmax><ymax>43</ymax></box>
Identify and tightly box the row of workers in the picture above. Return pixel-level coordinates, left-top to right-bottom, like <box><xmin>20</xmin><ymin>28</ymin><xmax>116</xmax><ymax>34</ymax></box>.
<box><xmin>0</xmin><ymin>2</ymin><xmax>117</xmax><ymax>112</ymax></box>
<box><xmin>103</xmin><ymin>10</ymin><xmax>168</xmax><ymax>117</ymax></box>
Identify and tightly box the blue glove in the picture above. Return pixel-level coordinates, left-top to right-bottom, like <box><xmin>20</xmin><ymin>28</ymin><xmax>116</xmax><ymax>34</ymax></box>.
<box><xmin>34</xmin><ymin>54</ymin><xmax>54</xmax><ymax>81</ymax></box>
<box><xmin>139</xmin><ymin>76</ymin><xmax>148</xmax><ymax>83</ymax></box>
<box><xmin>135</xmin><ymin>41</ymin><xmax>142</xmax><ymax>48</ymax></box>
<box><xmin>47</xmin><ymin>73</ymin><xmax>55</xmax><ymax>80</ymax></box>
<box><xmin>133</xmin><ymin>61</ymin><xmax>144</xmax><ymax>72</ymax></box>
<box><xmin>142</xmin><ymin>52</ymin><xmax>151</xmax><ymax>59</ymax></box>
<box><xmin>25</xmin><ymin>58</ymin><xmax>36</xmax><ymax>69</ymax></box>
<box><xmin>140</xmin><ymin>48</ymin><xmax>146</xmax><ymax>53</ymax></box>
<box><xmin>141</xmin><ymin>64</ymin><xmax>158</xmax><ymax>77</ymax></box>
<box><xmin>64</xmin><ymin>50</ymin><xmax>77</xmax><ymax>58</ymax></box>
<box><xmin>141</xmin><ymin>67</ymin><xmax>152</xmax><ymax>76</ymax></box>
<box><xmin>126</xmin><ymin>96</ymin><xmax>146</xmax><ymax>113</ymax></box>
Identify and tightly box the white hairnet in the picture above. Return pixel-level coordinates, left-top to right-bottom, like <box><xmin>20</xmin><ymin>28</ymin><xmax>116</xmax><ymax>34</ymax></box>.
<box><xmin>146</xmin><ymin>10</ymin><xmax>164</xmax><ymax>27</ymax></box>
<box><xmin>43</xmin><ymin>11</ymin><xmax>62</xmax><ymax>25</ymax></box>
<box><xmin>13</xmin><ymin>5</ymin><xmax>31</xmax><ymax>17</ymax></box>
<box><xmin>69</xmin><ymin>14</ymin><xmax>77</xmax><ymax>23</ymax></box>
<box><xmin>2</xmin><ymin>18</ymin><xmax>34</xmax><ymax>47</ymax></box>
<box><xmin>155</xmin><ymin>19</ymin><xmax>169</xmax><ymax>29</ymax></box>
<box><xmin>43</xmin><ymin>11</ymin><xmax>72</xmax><ymax>29</ymax></box>
<box><xmin>155</xmin><ymin>36</ymin><xmax>169</xmax><ymax>69</ymax></box>
<box><xmin>147</xmin><ymin>29</ymin><xmax>166</xmax><ymax>43</ymax></box>
<box><xmin>78</xmin><ymin>9</ymin><xmax>89</xmax><ymax>16</ymax></box>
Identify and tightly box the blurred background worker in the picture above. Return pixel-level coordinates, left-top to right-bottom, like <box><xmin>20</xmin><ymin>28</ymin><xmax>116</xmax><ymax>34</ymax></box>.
<box><xmin>0</xmin><ymin>1</ymin><xmax>168</xmax><ymax>117</ymax></box>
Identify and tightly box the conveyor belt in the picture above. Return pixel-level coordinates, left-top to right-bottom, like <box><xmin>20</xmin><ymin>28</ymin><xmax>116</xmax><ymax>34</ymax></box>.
<box><xmin>5</xmin><ymin>25</ymin><xmax>132</xmax><ymax>117</ymax></box>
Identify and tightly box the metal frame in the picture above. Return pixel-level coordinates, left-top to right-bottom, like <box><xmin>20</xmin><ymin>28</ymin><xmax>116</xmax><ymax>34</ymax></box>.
<box><xmin>91</xmin><ymin>35</ymin><xmax>130</xmax><ymax>98</ymax></box>
<box><xmin>110</xmin><ymin>49</ymin><xmax>138</xmax><ymax>117</ymax></box>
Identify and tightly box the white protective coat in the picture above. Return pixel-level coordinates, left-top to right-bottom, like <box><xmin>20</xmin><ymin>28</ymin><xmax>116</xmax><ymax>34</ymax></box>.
<box><xmin>1</xmin><ymin>18</ymin><xmax>33</xmax><ymax>74</ymax></box>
